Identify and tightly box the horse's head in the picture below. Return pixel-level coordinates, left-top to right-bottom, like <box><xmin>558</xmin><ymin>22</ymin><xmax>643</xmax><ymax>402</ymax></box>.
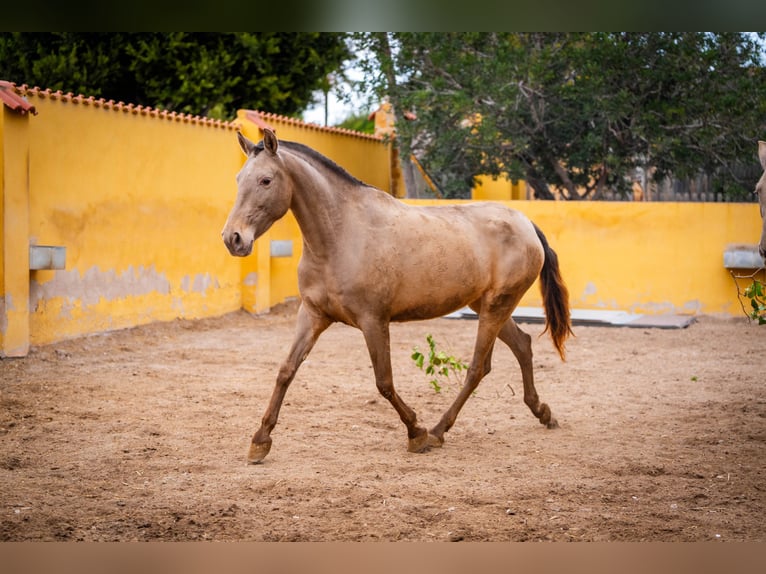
<box><xmin>757</xmin><ymin>140</ymin><xmax>766</xmax><ymax>261</ymax></box>
<box><xmin>222</xmin><ymin>129</ymin><xmax>291</xmax><ymax>257</ymax></box>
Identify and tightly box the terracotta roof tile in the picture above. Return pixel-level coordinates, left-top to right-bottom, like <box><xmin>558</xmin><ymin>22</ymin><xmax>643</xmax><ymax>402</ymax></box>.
<box><xmin>2</xmin><ymin>81</ymin><xmax>383</xmax><ymax>139</ymax></box>
<box><xmin>0</xmin><ymin>80</ymin><xmax>37</xmax><ymax>115</ymax></box>
<box><xmin>3</xmin><ymin>82</ymin><xmax>240</xmax><ymax>129</ymax></box>
<box><xmin>246</xmin><ymin>110</ymin><xmax>382</xmax><ymax>142</ymax></box>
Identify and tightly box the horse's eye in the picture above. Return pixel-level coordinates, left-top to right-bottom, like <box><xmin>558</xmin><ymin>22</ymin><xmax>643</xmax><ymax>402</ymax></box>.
<box><xmin>260</xmin><ymin>177</ymin><xmax>272</xmax><ymax>187</ymax></box>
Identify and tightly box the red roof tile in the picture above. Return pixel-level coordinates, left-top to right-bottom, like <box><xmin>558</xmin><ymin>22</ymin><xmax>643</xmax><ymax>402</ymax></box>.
<box><xmin>4</xmin><ymin>82</ymin><xmax>239</xmax><ymax>129</ymax></box>
<box><xmin>0</xmin><ymin>80</ymin><xmax>37</xmax><ymax>115</ymax></box>
<box><xmin>246</xmin><ymin>110</ymin><xmax>383</xmax><ymax>142</ymax></box>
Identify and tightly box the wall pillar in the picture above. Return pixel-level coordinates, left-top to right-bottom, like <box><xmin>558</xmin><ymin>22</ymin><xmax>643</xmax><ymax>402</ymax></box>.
<box><xmin>236</xmin><ymin>115</ymin><xmax>273</xmax><ymax>314</ymax></box>
<box><xmin>254</xmin><ymin>231</ymin><xmax>272</xmax><ymax>313</ymax></box>
<box><xmin>1</xmin><ymin>104</ymin><xmax>32</xmax><ymax>357</ymax></box>
<box><xmin>239</xmin><ymin>230</ymin><xmax>272</xmax><ymax>315</ymax></box>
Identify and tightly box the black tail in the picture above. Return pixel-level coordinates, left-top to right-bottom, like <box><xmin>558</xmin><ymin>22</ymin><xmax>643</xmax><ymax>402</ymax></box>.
<box><xmin>533</xmin><ymin>223</ymin><xmax>573</xmax><ymax>360</ymax></box>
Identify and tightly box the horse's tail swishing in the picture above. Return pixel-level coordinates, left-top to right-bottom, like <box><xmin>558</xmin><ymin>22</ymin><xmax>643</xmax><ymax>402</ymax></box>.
<box><xmin>533</xmin><ymin>223</ymin><xmax>573</xmax><ymax>361</ymax></box>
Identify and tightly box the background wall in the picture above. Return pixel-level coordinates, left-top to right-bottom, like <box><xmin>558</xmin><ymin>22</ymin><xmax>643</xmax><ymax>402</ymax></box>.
<box><xmin>20</xmin><ymin>90</ymin><xmax>244</xmax><ymax>350</ymax></box>
<box><xmin>420</xmin><ymin>199</ymin><xmax>762</xmax><ymax>316</ymax></box>
<box><xmin>230</xmin><ymin>196</ymin><xmax>762</xmax><ymax>319</ymax></box>
<box><xmin>1</xmin><ymin>83</ymin><xmax>763</xmax><ymax>356</ymax></box>
<box><xmin>0</xmin><ymin>86</ymin><xmax>393</xmax><ymax>355</ymax></box>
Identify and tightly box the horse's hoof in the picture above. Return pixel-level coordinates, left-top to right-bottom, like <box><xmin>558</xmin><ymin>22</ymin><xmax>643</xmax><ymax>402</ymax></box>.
<box><xmin>407</xmin><ymin>430</ymin><xmax>431</xmax><ymax>453</ymax></box>
<box><xmin>427</xmin><ymin>432</ymin><xmax>444</xmax><ymax>448</ymax></box>
<box><xmin>539</xmin><ymin>403</ymin><xmax>558</xmax><ymax>429</ymax></box>
<box><xmin>247</xmin><ymin>440</ymin><xmax>271</xmax><ymax>464</ymax></box>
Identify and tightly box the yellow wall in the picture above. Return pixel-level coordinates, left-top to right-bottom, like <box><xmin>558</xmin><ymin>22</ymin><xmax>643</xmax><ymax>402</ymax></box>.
<box><xmin>238</xmin><ymin>196</ymin><xmax>763</xmax><ymax>318</ymax></box>
<box><xmin>8</xmin><ymin>88</ymin><xmax>245</xmax><ymax>348</ymax></box>
<box><xmin>2</xmin><ymin>84</ymin><xmax>763</xmax><ymax>355</ymax></box>
<box><xmin>0</xmin><ymin>89</ymin><xmax>394</xmax><ymax>354</ymax></box>
<box><xmin>472</xmin><ymin>174</ymin><xmax>526</xmax><ymax>201</ymax></box>
<box><xmin>1</xmin><ymin>106</ymin><xmax>32</xmax><ymax>355</ymax></box>
<box><xmin>238</xmin><ymin>110</ymin><xmax>391</xmax><ymax>191</ymax></box>
<box><xmin>407</xmin><ymin>199</ymin><xmax>763</xmax><ymax>316</ymax></box>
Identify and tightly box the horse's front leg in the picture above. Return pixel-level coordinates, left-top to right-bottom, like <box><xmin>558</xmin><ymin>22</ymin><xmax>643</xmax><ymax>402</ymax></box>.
<box><xmin>360</xmin><ymin>318</ymin><xmax>430</xmax><ymax>453</ymax></box>
<box><xmin>248</xmin><ymin>304</ymin><xmax>330</xmax><ymax>463</ymax></box>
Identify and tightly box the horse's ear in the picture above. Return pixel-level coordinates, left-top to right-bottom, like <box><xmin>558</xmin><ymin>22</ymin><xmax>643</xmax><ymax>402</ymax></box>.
<box><xmin>237</xmin><ymin>131</ymin><xmax>256</xmax><ymax>157</ymax></box>
<box><xmin>758</xmin><ymin>141</ymin><xmax>766</xmax><ymax>170</ymax></box>
<box><xmin>263</xmin><ymin>128</ymin><xmax>279</xmax><ymax>155</ymax></box>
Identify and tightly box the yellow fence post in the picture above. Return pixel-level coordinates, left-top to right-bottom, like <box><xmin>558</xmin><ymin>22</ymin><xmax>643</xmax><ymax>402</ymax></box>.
<box><xmin>1</xmin><ymin>94</ymin><xmax>34</xmax><ymax>357</ymax></box>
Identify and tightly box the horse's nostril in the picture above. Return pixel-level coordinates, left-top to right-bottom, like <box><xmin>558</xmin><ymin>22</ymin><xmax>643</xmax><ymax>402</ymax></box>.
<box><xmin>232</xmin><ymin>231</ymin><xmax>241</xmax><ymax>246</ymax></box>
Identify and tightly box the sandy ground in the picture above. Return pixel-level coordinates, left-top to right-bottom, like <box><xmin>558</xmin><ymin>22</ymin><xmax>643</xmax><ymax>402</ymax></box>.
<box><xmin>1</xmin><ymin>301</ymin><xmax>764</xmax><ymax>541</ymax></box>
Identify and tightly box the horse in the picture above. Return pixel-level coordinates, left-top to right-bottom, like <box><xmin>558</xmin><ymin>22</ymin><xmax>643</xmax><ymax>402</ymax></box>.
<box><xmin>222</xmin><ymin>128</ymin><xmax>573</xmax><ymax>463</ymax></box>
<box><xmin>757</xmin><ymin>140</ymin><xmax>766</xmax><ymax>262</ymax></box>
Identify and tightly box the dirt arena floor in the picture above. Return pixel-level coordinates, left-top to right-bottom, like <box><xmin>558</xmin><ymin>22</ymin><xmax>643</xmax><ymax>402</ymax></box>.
<box><xmin>1</xmin><ymin>301</ymin><xmax>764</xmax><ymax>541</ymax></box>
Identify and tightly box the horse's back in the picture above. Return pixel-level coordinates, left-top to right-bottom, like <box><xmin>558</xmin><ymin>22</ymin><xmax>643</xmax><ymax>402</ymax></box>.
<box><xmin>411</xmin><ymin>202</ymin><xmax>543</xmax><ymax>270</ymax></box>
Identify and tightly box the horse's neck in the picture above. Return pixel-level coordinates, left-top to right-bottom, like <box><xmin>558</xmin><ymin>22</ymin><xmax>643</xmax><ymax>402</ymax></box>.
<box><xmin>285</xmin><ymin>153</ymin><xmax>350</xmax><ymax>258</ymax></box>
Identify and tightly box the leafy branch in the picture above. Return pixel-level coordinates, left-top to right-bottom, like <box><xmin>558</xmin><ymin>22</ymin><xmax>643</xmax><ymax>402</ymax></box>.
<box><xmin>743</xmin><ymin>279</ymin><xmax>766</xmax><ymax>325</ymax></box>
<box><xmin>730</xmin><ymin>270</ymin><xmax>766</xmax><ymax>325</ymax></box>
<box><xmin>411</xmin><ymin>334</ymin><xmax>469</xmax><ymax>393</ymax></box>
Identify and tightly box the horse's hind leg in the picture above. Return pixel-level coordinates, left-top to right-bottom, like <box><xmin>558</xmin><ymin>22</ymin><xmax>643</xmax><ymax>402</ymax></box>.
<box><xmin>498</xmin><ymin>318</ymin><xmax>557</xmax><ymax>429</ymax></box>
<box><xmin>248</xmin><ymin>304</ymin><xmax>330</xmax><ymax>463</ymax></box>
<box><xmin>428</xmin><ymin>304</ymin><xmax>508</xmax><ymax>446</ymax></box>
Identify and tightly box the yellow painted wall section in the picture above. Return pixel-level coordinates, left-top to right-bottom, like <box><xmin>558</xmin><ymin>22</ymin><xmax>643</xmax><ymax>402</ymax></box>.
<box><xmin>1</xmin><ymin>108</ymin><xmax>32</xmax><ymax>355</ymax></box>
<box><xmin>408</xmin><ymin>199</ymin><xmax>763</xmax><ymax>316</ymax></box>
<box><xmin>233</xmin><ymin>195</ymin><xmax>762</xmax><ymax>318</ymax></box>
<box><xmin>22</xmin><ymin>90</ymin><xmax>243</xmax><ymax>345</ymax></box>
<box><xmin>1</xmin><ymin>111</ymin><xmax>6</xmax><ymax>338</ymax></box>
<box><xmin>238</xmin><ymin>110</ymin><xmax>391</xmax><ymax>191</ymax></box>
<box><xmin>3</xmin><ymin>83</ymin><xmax>762</xmax><ymax>352</ymax></box>
<box><xmin>472</xmin><ymin>175</ymin><xmax>526</xmax><ymax>201</ymax></box>
<box><xmin>0</xmin><ymin>112</ymin><xmax>3</xmax><ymax>288</ymax></box>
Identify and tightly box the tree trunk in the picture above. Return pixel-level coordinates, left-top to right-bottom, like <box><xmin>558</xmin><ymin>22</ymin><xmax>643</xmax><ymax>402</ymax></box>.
<box><xmin>525</xmin><ymin>174</ymin><xmax>557</xmax><ymax>200</ymax></box>
<box><xmin>550</xmin><ymin>158</ymin><xmax>580</xmax><ymax>199</ymax></box>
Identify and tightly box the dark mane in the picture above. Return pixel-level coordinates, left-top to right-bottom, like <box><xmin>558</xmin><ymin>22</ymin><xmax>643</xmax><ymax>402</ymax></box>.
<box><xmin>255</xmin><ymin>139</ymin><xmax>371</xmax><ymax>188</ymax></box>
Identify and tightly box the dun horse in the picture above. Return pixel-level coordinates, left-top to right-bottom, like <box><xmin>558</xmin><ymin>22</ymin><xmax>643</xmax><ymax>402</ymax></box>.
<box><xmin>222</xmin><ymin>129</ymin><xmax>573</xmax><ymax>463</ymax></box>
<box><xmin>757</xmin><ymin>140</ymin><xmax>766</xmax><ymax>262</ymax></box>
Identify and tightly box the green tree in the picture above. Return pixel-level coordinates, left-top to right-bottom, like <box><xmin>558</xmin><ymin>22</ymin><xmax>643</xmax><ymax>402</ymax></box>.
<box><xmin>0</xmin><ymin>32</ymin><xmax>351</xmax><ymax>119</ymax></box>
<box><xmin>337</xmin><ymin>112</ymin><xmax>374</xmax><ymax>134</ymax></box>
<box><xmin>355</xmin><ymin>33</ymin><xmax>766</xmax><ymax>199</ymax></box>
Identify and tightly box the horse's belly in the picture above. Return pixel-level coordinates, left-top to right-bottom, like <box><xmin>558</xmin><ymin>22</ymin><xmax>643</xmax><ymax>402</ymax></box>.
<box><xmin>387</xmin><ymin>230</ymin><xmax>541</xmax><ymax>321</ymax></box>
<box><xmin>389</xmin><ymin>296</ymin><xmax>472</xmax><ymax>322</ymax></box>
<box><xmin>388</xmin><ymin>261</ymin><xmax>484</xmax><ymax>321</ymax></box>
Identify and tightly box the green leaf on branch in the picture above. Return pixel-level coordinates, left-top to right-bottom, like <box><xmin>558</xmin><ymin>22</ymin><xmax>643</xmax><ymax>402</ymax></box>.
<box><xmin>743</xmin><ymin>279</ymin><xmax>766</xmax><ymax>325</ymax></box>
<box><xmin>411</xmin><ymin>334</ymin><xmax>469</xmax><ymax>393</ymax></box>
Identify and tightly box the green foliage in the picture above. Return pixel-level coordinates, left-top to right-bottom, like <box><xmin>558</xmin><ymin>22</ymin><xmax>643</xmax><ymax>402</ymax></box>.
<box><xmin>411</xmin><ymin>334</ymin><xmax>469</xmax><ymax>393</ymax></box>
<box><xmin>355</xmin><ymin>32</ymin><xmax>766</xmax><ymax>199</ymax></box>
<box><xmin>743</xmin><ymin>279</ymin><xmax>766</xmax><ymax>325</ymax></box>
<box><xmin>0</xmin><ymin>32</ymin><xmax>350</xmax><ymax>120</ymax></box>
<box><xmin>336</xmin><ymin>112</ymin><xmax>375</xmax><ymax>134</ymax></box>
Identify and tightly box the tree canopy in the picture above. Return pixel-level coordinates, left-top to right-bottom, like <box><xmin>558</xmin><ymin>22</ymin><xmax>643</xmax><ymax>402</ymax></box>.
<box><xmin>356</xmin><ymin>33</ymin><xmax>766</xmax><ymax>199</ymax></box>
<box><xmin>0</xmin><ymin>32</ymin><xmax>350</xmax><ymax>119</ymax></box>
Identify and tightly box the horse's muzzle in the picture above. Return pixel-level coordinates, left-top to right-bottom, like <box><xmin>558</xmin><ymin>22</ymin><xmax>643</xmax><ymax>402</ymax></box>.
<box><xmin>222</xmin><ymin>229</ymin><xmax>254</xmax><ymax>257</ymax></box>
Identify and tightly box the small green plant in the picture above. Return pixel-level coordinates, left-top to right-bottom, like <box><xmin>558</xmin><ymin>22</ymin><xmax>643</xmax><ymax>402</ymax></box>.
<box><xmin>411</xmin><ymin>334</ymin><xmax>469</xmax><ymax>393</ymax></box>
<box><xmin>730</xmin><ymin>270</ymin><xmax>766</xmax><ymax>325</ymax></box>
<box><xmin>743</xmin><ymin>279</ymin><xmax>766</xmax><ymax>325</ymax></box>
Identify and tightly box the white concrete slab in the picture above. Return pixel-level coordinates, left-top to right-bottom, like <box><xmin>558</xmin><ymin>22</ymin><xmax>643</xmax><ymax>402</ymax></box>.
<box><xmin>444</xmin><ymin>306</ymin><xmax>695</xmax><ymax>329</ymax></box>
